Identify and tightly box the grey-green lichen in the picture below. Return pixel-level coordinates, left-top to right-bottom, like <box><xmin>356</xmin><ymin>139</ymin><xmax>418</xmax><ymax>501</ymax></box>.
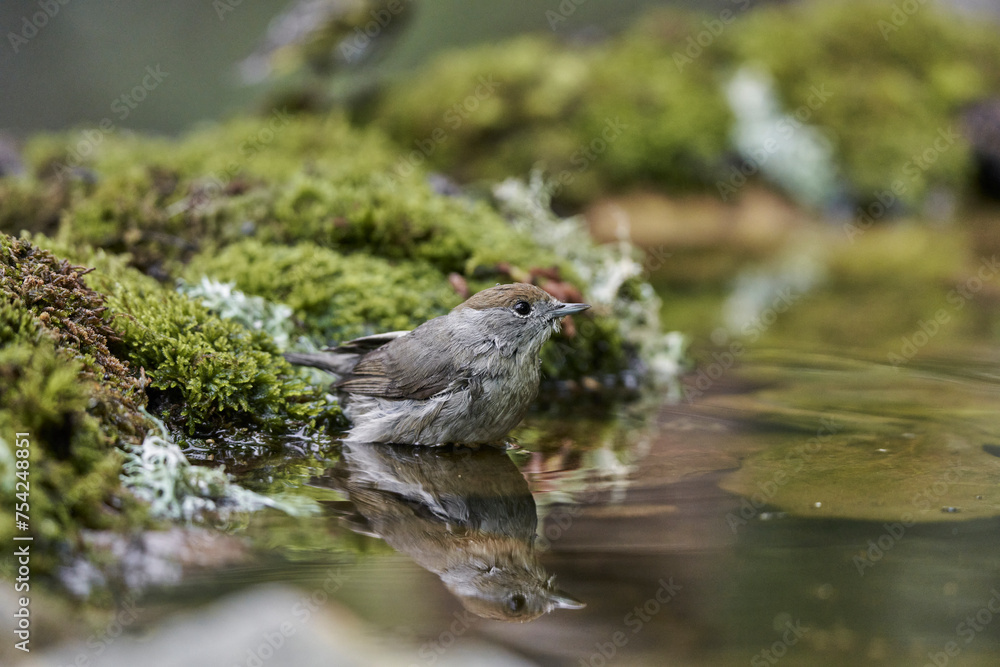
<box><xmin>121</xmin><ymin>413</ymin><xmax>318</xmax><ymax>523</ymax></box>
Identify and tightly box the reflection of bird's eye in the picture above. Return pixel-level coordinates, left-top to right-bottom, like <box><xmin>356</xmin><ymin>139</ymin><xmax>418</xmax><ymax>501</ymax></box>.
<box><xmin>508</xmin><ymin>594</ymin><xmax>527</xmax><ymax>613</ymax></box>
<box><xmin>513</xmin><ymin>301</ymin><xmax>531</xmax><ymax>316</ymax></box>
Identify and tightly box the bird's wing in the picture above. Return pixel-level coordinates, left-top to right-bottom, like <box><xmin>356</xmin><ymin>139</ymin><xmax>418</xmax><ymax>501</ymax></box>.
<box><xmin>337</xmin><ymin>319</ymin><xmax>465</xmax><ymax>400</ymax></box>
<box><xmin>324</xmin><ymin>330</ymin><xmax>410</xmax><ymax>354</ymax></box>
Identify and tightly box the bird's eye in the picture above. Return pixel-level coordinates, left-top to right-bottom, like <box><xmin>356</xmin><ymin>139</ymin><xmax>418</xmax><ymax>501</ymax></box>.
<box><xmin>513</xmin><ymin>301</ymin><xmax>532</xmax><ymax>316</ymax></box>
<box><xmin>508</xmin><ymin>594</ymin><xmax>527</xmax><ymax>613</ymax></box>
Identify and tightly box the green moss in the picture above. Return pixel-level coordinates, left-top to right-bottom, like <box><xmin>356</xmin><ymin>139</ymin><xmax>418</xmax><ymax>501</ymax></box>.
<box><xmin>365</xmin><ymin>2</ymin><xmax>1000</xmax><ymax>209</ymax></box>
<box><xmin>186</xmin><ymin>239</ymin><xmax>458</xmax><ymax>341</ymax></box>
<box><xmin>725</xmin><ymin>1</ymin><xmax>996</xmax><ymax>206</ymax></box>
<box><xmin>0</xmin><ymin>238</ymin><xmax>152</xmax><ymax>566</ymax></box>
<box><xmin>0</xmin><ymin>234</ymin><xmax>143</xmax><ymax>401</ymax></box>
<box><xmin>10</xmin><ymin>114</ymin><xmax>573</xmax><ymax>283</ymax></box>
<box><xmin>44</xmin><ymin>241</ymin><xmax>337</xmax><ymax>434</ymax></box>
<box><xmin>368</xmin><ymin>29</ymin><xmax>732</xmax><ymax>205</ymax></box>
<box><xmin>254</xmin><ymin>172</ymin><xmax>560</xmax><ymax>277</ymax></box>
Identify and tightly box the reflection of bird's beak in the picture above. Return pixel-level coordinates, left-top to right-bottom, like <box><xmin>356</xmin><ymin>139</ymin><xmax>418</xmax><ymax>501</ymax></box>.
<box><xmin>548</xmin><ymin>302</ymin><xmax>591</xmax><ymax>320</ymax></box>
<box><xmin>547</xmin><ymin>588</ymin><xmax>587</xmax><ymax>610</ymax></box>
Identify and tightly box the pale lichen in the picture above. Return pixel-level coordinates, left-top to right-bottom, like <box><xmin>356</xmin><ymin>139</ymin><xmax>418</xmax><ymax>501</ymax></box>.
<box><xmin>121</xmin><ymin>413</ymin><xmax>318</xmax><ymax>523</ymax></box>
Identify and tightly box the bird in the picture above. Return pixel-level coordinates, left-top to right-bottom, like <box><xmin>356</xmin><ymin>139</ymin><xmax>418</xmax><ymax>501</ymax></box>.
<box><xmin>318</xmin><ymin>441</ymin><xmax>585</xmax><ymax>621</ymax></box>
<box><xmin>284</xmin><ymin>282</ymin><xmax>590</xmax><ymax>445</ymax></box>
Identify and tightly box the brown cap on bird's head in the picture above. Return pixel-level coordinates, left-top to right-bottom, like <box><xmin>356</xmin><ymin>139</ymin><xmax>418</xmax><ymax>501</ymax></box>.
<box><xmin>452</xmin><ymin>283</ymin><xmax>554</xmax><ymax>311</ymax></box>
<box><xmin>453</xmin><ymin>283</ymin><xmax>590</xmax><ymax>319</ymax></box>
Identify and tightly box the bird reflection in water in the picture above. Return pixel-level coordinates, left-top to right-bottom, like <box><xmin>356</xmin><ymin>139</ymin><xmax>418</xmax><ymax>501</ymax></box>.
<box><xmin>318</xmin><ymin>442</ymin><xmax>584</xmax><ymax>622</ymax></box>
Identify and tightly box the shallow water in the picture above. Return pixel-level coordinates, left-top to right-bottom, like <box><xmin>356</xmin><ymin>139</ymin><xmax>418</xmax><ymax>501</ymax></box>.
<box><xmin>122</xmin><ymin>341</ymin><xmax>1000</xmax><ymax>667</ymax></box>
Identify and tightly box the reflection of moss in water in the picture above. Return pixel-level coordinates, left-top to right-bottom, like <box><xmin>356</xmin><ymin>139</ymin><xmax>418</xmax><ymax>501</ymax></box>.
<box><xmin>657</xmin><ymin>224</ymin><xmax>978</xmax><ymax>354</ymax></box>
<box><xmin>749</xmin><ymin>227</ymin><xmax>977</xmax><ymax>351</ymax></box>
<box><xmin>715</xmin><ymin>354</ymin><xmax>1000</xmax><ymax>522</ymax></box>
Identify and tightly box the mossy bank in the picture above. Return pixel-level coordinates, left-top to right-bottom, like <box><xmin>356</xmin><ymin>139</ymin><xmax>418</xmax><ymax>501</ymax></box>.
<box><xmin>0</xmin><ymin>112</ymin><xmax>674</xmax><ymax>579</ymax></box>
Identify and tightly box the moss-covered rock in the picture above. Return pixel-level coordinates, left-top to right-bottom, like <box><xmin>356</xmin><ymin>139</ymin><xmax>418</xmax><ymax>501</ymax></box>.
<box><xmin>1</xmin><ymin>112</ymin><xmax>637</xmax><ymax>385</ymax></box>
<box><xmin>34</xmin><ymin>238</ymin><xmax>336</xmax><ymax>434</ymax></box>
<box><xmin>0</xmin><ymin>230</ymin><xmax>347</xmax><ymax>578</ymax></box>
<box><xmin>362</xmin><ymin>1</ymin><xmax>1000</xmax><ymax>209</ymax></box>
<box><xmin>724</xmin><ymin>1</ymin><xmax>998</xmax><ymax>207</ymax></box>
<box><xmin>366</xmin><ymin>29</ymin><xmax>732</xmax><ymax>205</ymax></box>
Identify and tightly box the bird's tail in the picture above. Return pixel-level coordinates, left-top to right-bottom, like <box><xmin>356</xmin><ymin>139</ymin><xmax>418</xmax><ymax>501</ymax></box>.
<box><xmin>283</xmin><ymin>351</ymin><xmax>358</xmax><ymax>376</ymax></box>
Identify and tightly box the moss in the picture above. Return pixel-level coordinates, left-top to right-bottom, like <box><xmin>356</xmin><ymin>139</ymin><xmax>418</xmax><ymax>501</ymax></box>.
<box><xmin>0</xmin><ymin>235</ymin><xmax>142</xmax><ymax>402</ymax></box>
<box><xmin>367</xmin><ymin>29</ymin><xmax>732</xmax><ymax>205</ymax></box>
<box><xmin>43</xmin><ymin>240</ymin><xmax>337</xmax><ymax>434</ymax></box>
<box><xmin>186</xmin><ymin>239</ymin><xmax>458</xmax><ymax>341</ymax></box>
<box><xmin>6</xmin><ymin>115</ymin><xmax>405</xmax><ymax>271</ymax></box>
<box><xmin>364</xmin><ymin>2</ymin><xmax>1000</xmax><ymax>209</ymax></box>
<box><xmin>724</xmin><ymin>0</ymin><xmax>997</xmax><ymax>206</ymax></box>
<box><xmin>253</xmin><ymin>172</ymin><xmax>559</xmax><ymax>277</ymax></box>
<box><xmin>11</xmin><ymin>114</ymin><xmax>573</xmax><ymax>283</ymax></box>
<box><xmin>0</xmin><ymin>238</ymin><xmax>153</xmax><ymax>567</ymax></box>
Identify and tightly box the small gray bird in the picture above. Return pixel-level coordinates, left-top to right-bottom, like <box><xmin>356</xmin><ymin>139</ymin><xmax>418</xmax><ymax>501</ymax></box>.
<box><xmin>285</xmin><ymin>283</ymin><xmax>590</xmax><ymax>444</ymax></box>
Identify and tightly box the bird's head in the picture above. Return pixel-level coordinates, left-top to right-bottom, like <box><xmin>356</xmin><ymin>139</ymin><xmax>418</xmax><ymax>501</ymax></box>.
<box><xmin>451</xmin><ymin>283</ymin><xmax>590</xmax><ymax>353</ymax></box>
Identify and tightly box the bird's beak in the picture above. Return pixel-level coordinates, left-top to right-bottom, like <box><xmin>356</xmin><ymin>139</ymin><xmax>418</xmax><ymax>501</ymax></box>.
<box><xmin>548</xmin><ymin>302</ymin><xmax>591</xmax><ymax>319</ymax></box>
<box><xmin>546</xmin><ymin>588</ymin><xmax>587</xmax><ymax>610</ymax></box>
